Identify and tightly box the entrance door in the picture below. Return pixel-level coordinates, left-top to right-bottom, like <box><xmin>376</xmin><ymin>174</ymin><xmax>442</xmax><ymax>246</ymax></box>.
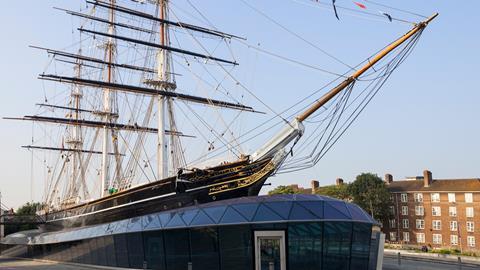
<box><xmin>254</xmin><ymin>231</ymin><xmax>286</xmax><ymax>270</ymax></box>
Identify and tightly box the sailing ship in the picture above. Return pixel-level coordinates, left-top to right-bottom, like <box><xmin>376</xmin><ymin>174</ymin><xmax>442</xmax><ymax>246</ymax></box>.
<box><xmin>5</xmin><ymin>0</ymin><xmax>436</xmax><ymax>230</ymax></box>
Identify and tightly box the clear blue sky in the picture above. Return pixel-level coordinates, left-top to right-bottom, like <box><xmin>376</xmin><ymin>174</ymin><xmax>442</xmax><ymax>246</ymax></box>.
<box><xmin>0</xmin><ymin>0</ymin><xmax>479</xmax><ymax>209</ymax></box>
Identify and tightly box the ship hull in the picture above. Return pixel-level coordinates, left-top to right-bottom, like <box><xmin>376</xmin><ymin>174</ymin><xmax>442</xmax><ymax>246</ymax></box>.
<box><xmin>42</xmin><ymin>157</ymin><xmax>275</xmax><ymax>230</ymax></box>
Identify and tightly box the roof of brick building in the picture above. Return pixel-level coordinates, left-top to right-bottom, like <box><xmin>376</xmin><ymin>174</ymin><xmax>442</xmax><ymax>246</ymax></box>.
<box><xmin>387</xmin><ymin>178</ymin><xmax>480</xmax><ymax>192</ymax></box>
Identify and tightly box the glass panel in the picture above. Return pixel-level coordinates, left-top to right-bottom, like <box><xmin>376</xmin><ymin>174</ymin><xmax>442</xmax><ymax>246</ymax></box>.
<box><xmin>264</xmin><ymin>202</ymin><xmax>293</xmax><ymax>219</ymax></box>
<box><xmin>190</xmin><ymin>210</ymin><xmax>215</xmax><ymax>226</ymax></box>
<box><xmin>127</xmin><ymin>232</ymin><xmax>145</xmax><ymax>268</ymax></box>
<box><xmin>298</xmin><ymin>201</ymin><xmax>324</xmax><ymax>219</ymax></box>
<box><xmin>289</xmin><ymin>203</ymin><xmax>317</xmax><ymax>220</ymax></box>
<box><xmin>127</xmin><ymin>217</ymin><xmax>143</xmax><ymax>232</ymax></box>
<box><xmin>165</xmin><ymin>213</ymin><xmax>187</xmax><ymax>229</ymax></box>
<box><xmin>203</xmin><ymin>205</ymin><xmax>227</xmax><ymax>223</ymax></box>
<box><xmin>164</xmin><ymin>229</ymin><xmax>190</xmax><ymax>270</ymax></box>
<box><xmin>96</xmin><ymin>237</ymin><xmax>108</xmax><ymax>266</ymax></box>
<box><xmin>219</xmin><ymin>225</ymin><xmax>253</xmax><ymax>270</ymax></box>
<box><xmin>253</xmin><ymin>204</ymin><xmax>282</xmax><ymax>222</ymax></box>
<box><xmin>158</xmin><ymin>212</ymin><xmax>173</xmax><ymax>227</ymax></box>
<box><xmin>143</xmin><ymin>214</ymin><xmax>162</xmax><ymax>230</ymax></box>
<box><xmin>181</xmin><ymin>209</ymin><xmax>199</xmax><ymax>225</ymax></box>
<box><xmin>220</xmin><ymin>207</ymin><xmax>248</xmax><ymax>224</ymax></box>
<box><xmin>190</xmin><ymin>227</ymin><xmax>220</xmax><ymax>270</ymax></box>
<box><xmin>104</xmin><ymin>235</ymin><xmax>117</xmax><ymax>267</ymax></box>
<box><xmin>324</xmin><ymin>202</ymin><xmax>350</xmax><ymax>220</ymax></box>
<box><xmin>259</xmin><ymin>238</ymin><xmax>281</xmax><ymax>270</ymax></box>
<box><xmin>322</xmin><ymin>222</ymin><xmax>352</xmax><ymax>270</ymax></box>
<box><xmin>288</xmin><ymin>223</ymin><xmax>322</xmax><ymax>270</ymax></box>
<box><xmin>143</xmin><ymin>230</ymin><xmax>166</xmax><ymax>270</ymax></box>
<box><xmin>346</xmin><ymin>204</ymin><xmax>371</xmax><ymax>222</ymax></box>
<box><xmin>350</xmin><ymin>223</ymin><xmax>372</xmax><ymax>269</ymax></box>
<box><xmin>114</xmin><ymin>234</ymin><xmax>130</xmax><ymax>267</ymax></box>
<box><xmin>232</xmin><ymin>203</ymin><xmax>259</xmax><ymax>221</ymax></box>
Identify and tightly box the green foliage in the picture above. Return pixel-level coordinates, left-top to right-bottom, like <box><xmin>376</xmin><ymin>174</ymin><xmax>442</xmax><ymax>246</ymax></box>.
<box><xmin>268</xmin><ymin>185</ymin><xmax>302</xmax><ymax>195</ymax></box>
<box><xmin>4</xmin><ymin>202</ymin><xmax>42</xmax><ymax>235</ymax></box>
<box><xmin>347</xmin><ymin>173</ymin><xmax>392</xmax><ymax>222</ymax></box>
<box><xmin>315</xmin><ymin>184</ymin><xmax>351</xmax><ymax>200</ymax></box>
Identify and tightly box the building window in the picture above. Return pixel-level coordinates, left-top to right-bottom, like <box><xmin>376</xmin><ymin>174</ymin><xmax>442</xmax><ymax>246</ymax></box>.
<box><xmin>465</xmin><ymin>193</ymin><xmax>473</xmax><ymax>203</ymax></box>
<box><xmin>467</xmin><ymin>236</ymin><xmax>475</xmax><ymax>247</ymax></box>
<box><xmin>433</xmin><ymin>234</ymin><xmax>442</xmax><ymax>245</ymax></box>
<box><xmin>414</xmin><ymin>193</ymin><xmax>423</xmax><ymax>203</ymax></box>
<box><xmin>401</xmin><ymin>193</ymin><xmax>408</xmax><ymax>203</ymax></box>
<box><xmin>403</xmin><ymin>232</ymin><xmax>410</xmax><ymax>243</ymax></box>
<box><xmin>389</xmin><ymin>206</ymin><xmax>395</xmax><ymax>215</ymax></box>
<box><xmin>451</xmin><ymin>235</ymin><xmax>458</xmax><ymax>246</ymax></box>
<box><xmin>432</xmin><ymin>206</ymin><xmax>441</xmax><ymax>216</ymax></box>
<box><xmin>389</xmin><ymin>219</ymin><xmax>396</xmax><ymax>229</ymax></box>
<box><xmin>466</xmin><ymin>207</ymin><xmax>474</xmax><ymax>218</ymax></box>
<box><xmin>401</xmin><ymin>206</ymin><xmax>408</xmax><ymax>216</ymax></box>
<box><xmin>448</xmin><ymin>193</ymin><xmax>456</xmax><ymax>203</ymax></box>
<box><xmin>450</xmin><ymin>221</ymin><xmax>458</xmax><ymax>232</ymax></box>
<box><xmin>415</xmin><ymin>206</ymin><xmax>424</xmax><ymax>216</ymax></box>
<box><xmin>416</xmin><ymin>233</ymin><xmax>425</xmax><ymax>243</ymax></box>
<box><xmin>390</xmin><ymin>232</ymin><xmax>397</xmax><ymax>242</ymax></box>
<box><xmin>467</xmin><ymin>221</ymin><xmax>474</xmax><ymax>232</ymax></box>
<box><xmin>449</xmin><ymin>206</ymin><xmax>457</xmax><ymax>217</ymax></box>
<box><xmin>402</xmin><ymin>219</ymin><xmax>409</xmax><ymax>229</ymax></box>
<box><xmin>433</xmin><ymin>220</ymin><xmax>442</xmax><ymax>230</ymax></box>
<box><xmin>431</xmin><ymin>193</ymin><xmax>440</xmax><ymax>202</ymax></box>
<box><xmin>416</xmin><ymin>219</ymin><xmax>425</xmax><ymax>229</ymax></box>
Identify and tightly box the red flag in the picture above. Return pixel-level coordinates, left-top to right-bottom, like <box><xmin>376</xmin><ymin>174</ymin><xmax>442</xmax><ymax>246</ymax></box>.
<box><xmin>353</xmin><ymin>1</ymin><xmax>366</xmax><ymax>9</ymax></box>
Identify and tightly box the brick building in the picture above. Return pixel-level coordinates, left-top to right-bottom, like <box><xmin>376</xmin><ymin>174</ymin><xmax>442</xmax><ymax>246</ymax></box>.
<box><xmin>384</xmin><ymin>170</ymin><xmax>480</xmax><ymax>252</ymax></box>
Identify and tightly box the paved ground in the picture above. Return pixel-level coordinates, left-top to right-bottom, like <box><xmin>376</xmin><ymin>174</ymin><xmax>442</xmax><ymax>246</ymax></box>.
<box><xmin>383</xmin><ymin>254</ymin><xmax>480</xmax><ymax>270</ymax></box>
<box><xmin>0</xmin><ymin>257</ymin><xmax>100</xmax><ymax>270</ymax></box>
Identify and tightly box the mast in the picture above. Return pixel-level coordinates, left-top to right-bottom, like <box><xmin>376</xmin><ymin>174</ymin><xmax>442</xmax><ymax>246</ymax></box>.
<box><xmin>157</xmin><ymin>0</ymin><xmax>170</xmax><ymax>180</ymax></box>
<box><xmin>101</xmin><ymin>0</ymin><xmax>116</xmax><ymax>197</ymax></box>
<box><xmin>251</xmin><ymin>13</ymin><xmax>438</xmax><ymax>162</ymax></box>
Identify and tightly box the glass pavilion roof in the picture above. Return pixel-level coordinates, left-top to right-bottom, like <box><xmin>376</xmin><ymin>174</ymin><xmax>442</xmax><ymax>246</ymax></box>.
<box><xmin>4</xmin><ymin>194</ymin><xmax>377</xmax><ymax>245</ymax></box>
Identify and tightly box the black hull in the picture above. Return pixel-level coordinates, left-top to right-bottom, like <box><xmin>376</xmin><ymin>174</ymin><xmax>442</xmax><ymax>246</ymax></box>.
<box><xmin>42</xmin><ymin>158</ymin><xmax>275</xmax><ymax>230</ymax></box>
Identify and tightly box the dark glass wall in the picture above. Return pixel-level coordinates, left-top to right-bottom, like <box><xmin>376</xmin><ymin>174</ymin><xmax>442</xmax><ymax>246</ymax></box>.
<box><xmin>19</xmin><ymin>221</ymin><xmax>375</xmax><ymax>270</ymax></box>
<box><xmin>323</xmin><ymin>222</ymin><xmax>353</xmax><ymax>270</ymax></box>
<box><xmin>288</xmin><ymin>222</ymin><xmax>323</xmax><ymax>270</ymax></box>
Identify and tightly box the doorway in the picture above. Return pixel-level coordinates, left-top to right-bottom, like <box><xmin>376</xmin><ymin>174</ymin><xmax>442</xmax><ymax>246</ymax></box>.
<box><xmin>254</xmin><ymin>231</ymin><xmax>286</xmax><ymax>270</ymax></box>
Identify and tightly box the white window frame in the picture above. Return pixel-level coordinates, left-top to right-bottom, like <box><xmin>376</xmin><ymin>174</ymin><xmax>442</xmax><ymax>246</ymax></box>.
<box><xmin>450</xmin><ymin>235</ymin><xmax>458</xmax><ymax>246</ymax></box>
<box><xmin>449</xmin><ymin>206</ymin><xmax>457</xmax><ymax>217</ymax></box>
<box><xmin>416</xmin><ymin>233</ymin><xmax>425</xmax><ymax>243</ymax></box>
<box><xmin>467</xmin><ymin>221</ymin><xmax>474</xmax><ymax>232</ymax></box>
<box><xmin>389</xmin><ymin>219</ymin><xmax>396</xmax><ymax>229</ymax></box>
<box><xmin>450</xmin><ymin>221</ymin><xmax>458</xmax><ymax>232</ymax></box>
<box><xmin>402</xmin><ymin>219</ymin><xmax>409</xmax><ymax>229</ymax></box>
<box><xmin>465</xmin><ymin>193</ymin><xmax>473</xmax><ymax>203</ymax></box>
<box><xmin>466</xmin><ymin>207</ymin><xmax>474</xmax><ymax>218</ymax></box>
<box><xmin>401</xmin><ymin>193</ymin><xmax>408</xmax><ymax>203</ymax></box>
<box><xmin>467</xmin><ymin>236</ymin><xmax>475</xmax><ymax>247</ymax></box>
<box><xmin>433</xmin><ymin>220</ymin><xmax>442</xmax><ymax>230</ymax></box>
<box><xmin>390</xmin><ymin>232</ymin><xmax>397</xmax><ymax>242</ymax></box>
<box><xmin>433</xmin><ymin>234</ymin><xmax>442</xmax><ymax>245</ymax></box>
<box><xmin>254</xmin><ymin>231</ymin><xmax>286</xmax><ymax>270</ymax></box>
<box><xmin>432</xmin><ymin>206</ymin><xmax>441</xmax><ymax>216</ymax></box>
<box><xmin>389</xmin><ymin>206</ymin><xmax>395</xmax><ymax>215</ymax></box>
<box><xmin>414</xmin><ymin>193</ymin><xmax>423</xmax><ymax>203</ymax></box>
<box><xmin>448</xmin><ymin>193</ymin><xmax>456</xmax><ymax>203</ymax></box>
<box><xmin>401</xmin><ymin>206</ymin><xmax>408</xmax><ymax>216</ymax></box>
<box><xmin>431</xmin><ymin>193</ymin><xmax>440</xmax><ymax>202</ymax></box>
<box><xmin>415</xmin><ymin>205</ymin><xmax>424</xmax><ymax>216</ymax></box>
<box><xmin>403</xmin><ymin>232</ymin><xmax>410</xmax><ymax>243</ymax></box>
<box><xmin>416</xmin><ymin>219</ymin><xmax>425</xmax><ymax>229</ymax></box>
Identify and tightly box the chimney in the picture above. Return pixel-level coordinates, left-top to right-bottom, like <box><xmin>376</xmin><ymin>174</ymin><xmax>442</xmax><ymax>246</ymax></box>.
<box><xmin>311</xmin><ymin>180</ymin><xmax>319</xmax><ymax>194</ymax></box>
<box><xmin>385</xmin><ymin>174</ymin><xmax>393</xmax><ymax>185</ymax></box>
<box><xmin>336</xmin><ymin>178</ymin><xmax>344</xmax><ymax>186</ymax></box>
<box><xmin>423</xmin><ymin>170</ymin><xmax>432</xmax><ymax>187</ymax></box>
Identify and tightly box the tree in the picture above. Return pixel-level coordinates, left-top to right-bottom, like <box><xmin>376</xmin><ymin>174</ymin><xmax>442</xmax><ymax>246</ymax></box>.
<box><xmin>315</xmin><ymin>184</ymin><xmax>351</xmax><ymax>200</ymax></box>
<box><xmin>347</xmin><ymin>173</ymin><xmax>392</xmax><ymax>222</ymax></box>
<box><xmin>4</xmin><ymin>202</ymin><xmax>42</xmax><ymax>235</ymax></box>
<box><xmin>268</xmin><ymin>185</ymin><xmax>302</xmax><ymax>195</ymax></box>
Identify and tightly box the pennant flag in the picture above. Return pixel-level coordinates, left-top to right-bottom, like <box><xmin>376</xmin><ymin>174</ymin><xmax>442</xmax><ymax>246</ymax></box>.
<box><xmin>353</xmin><ymin>1</ymin><xmax>367</xmax><ymax>9</ymax></box>
<box><xmin>332</xmin><ymin>0</ymin><xmax>340</xmax><ymax>20</ymax></box>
